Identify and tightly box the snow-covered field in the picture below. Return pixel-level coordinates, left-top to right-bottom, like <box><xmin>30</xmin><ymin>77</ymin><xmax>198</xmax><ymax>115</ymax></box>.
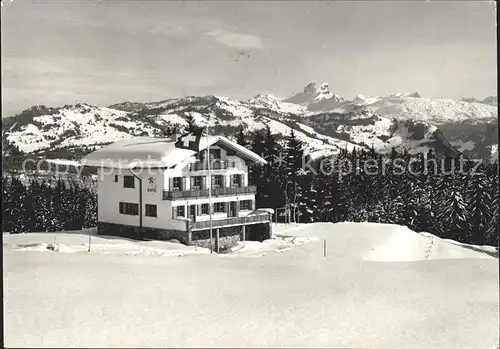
<box><xmin>3</xmin><ymin>223</ymin><xmax>499</xmax><ymax>348</ymax></box>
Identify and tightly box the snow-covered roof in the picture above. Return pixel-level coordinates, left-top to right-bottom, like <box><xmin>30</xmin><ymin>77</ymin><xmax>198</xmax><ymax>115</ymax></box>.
<box><xmin>81</xmin><ymin>135</ymin><xmax>267</xmax><ymax>169</ymax></box>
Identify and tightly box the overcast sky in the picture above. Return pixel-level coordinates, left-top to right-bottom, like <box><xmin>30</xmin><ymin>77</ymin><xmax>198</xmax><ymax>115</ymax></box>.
<box><xmin>1</xmin><ymin>0</ymin><xmax>497</xmax><ymax>117</ymax></box>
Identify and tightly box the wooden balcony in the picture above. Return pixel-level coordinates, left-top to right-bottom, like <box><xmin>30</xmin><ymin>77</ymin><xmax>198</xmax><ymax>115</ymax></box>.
<box><xmin>189</xmin><ymin>160</ymin><xmax>236</xmax><ymax>171</ymax></box>
<box><xmin>191</xmin><ymin>212</ymin><xmax>271</xmax><ymax>231</ymax></box>
<box><xmin>163</xmin><ymin>185</ymin><xmax>257</xmax><ymax>200</ymax></box>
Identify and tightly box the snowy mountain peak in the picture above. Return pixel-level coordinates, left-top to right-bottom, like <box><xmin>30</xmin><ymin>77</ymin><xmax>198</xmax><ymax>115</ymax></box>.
<box><xmin>386</xmin><ymin>92</ymin><xmax>421</xmax><ymax>98</ymax></box>
<box><xmin>303</xmin><ymin>82</ymin><xmax>330</xmax><ymax>95</ymax></box>
<box><xmin>2</xmin><ymin>83</ymin><xmax>497</xmax><ymax>161</ymax></box>
<box><xmin>285</xmin><ymin>82</ymin><xmax>343</xmax><ymax>105</ymax></box>
<box><xmin>249</xmin><ymin>93</ymin><xmax>280</xmax><ymax>104</ymax></box>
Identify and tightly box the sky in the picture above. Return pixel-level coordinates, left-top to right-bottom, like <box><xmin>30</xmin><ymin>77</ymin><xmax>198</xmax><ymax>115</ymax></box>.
<box><xmin>1</xmin><ymin>0</ymin><xmax>497</xmax><ymax>117</ymax></box>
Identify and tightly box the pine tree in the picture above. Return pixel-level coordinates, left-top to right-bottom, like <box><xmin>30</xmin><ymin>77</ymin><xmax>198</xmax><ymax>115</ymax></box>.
<box><xmin>52</xmin><ymin>179</ymin><xmax>66</xmax><ymax>231</ymax></box>
<box><xmin>283</xmin><ymin>129</ymin><xmax>304</xmax><ymax>222</ymax></box>
<box><xmin>315</xmin><ymin>159</ymin><xmax>339</xmax><ymax>222</ymax></box>
<box><xmin>438</xmin><ymin>179</ymin><xmax>469</xmax><ymax>242</ymax></box>
<box><xmin>485</xmin><ymin>170</ymin><xmax>499</xmax><ymax>246</ymax></box>
<box><xmin>260</xmin><ymin>126</ymin><xmax>283</xmax><ymax>209</ymax></box>
<box><xmin>430</xmin><ymin>173</ymin><xmax>452</xmax><ymax>235</ymax></box>
<box><xmin>63</xmin><ymin>181</ymin><xmax>82</xmax><ymax>230</ymax></box>
<box><xmin>335</xmin><ymin>154</ymin><xmax>353</xmax><ymax>222</ymax></box>
<box><xmin>383</xmin><ymin>195</ymin><xmax>405</xmax><ymax>224</ymax></box>
<box><xmin>8</xmin><ymin>177</ymin><xmax>28</xmax><ymax>233</ymax></box>
<box><xmin>83</xmin><ymin>192</ymin><xmax>98</xmax><ymax>228</ymax></box>
<box><xmin>185</xmin><ymin>115</ymin><xmax>197</xmax><ymax>133</ymax></box>
<box><xmin>298</xmin><ymin>171</ymin><xmax>317</xmax><ymax>223</ymax></box>
<box><xmin>250</xmin><ymin>130</ymin><xmax>266</xmax><ymax>207</ymax></box>
<box><xmin>466</xmin><ymin>171</ymin><xmax>491</xmax><ymax>244</ymax></box>
<box><xmin>38</xmin><ymin>180</ymin><xmax>56</xmax><ymax>232</ymax></box>
<box><xmin>25</xmin><ymin>179</ymin><xmax>40</xmax><ymax>232</ymax></box>
<box><xmin>2</xmin><ymin>176</ymin><xmax>13</xmax><ymax>233</ymax></box>
<box><xmin>235</xmin><ymin>127</ymin><xmax>249</xmax><ymax>148</ymax></box>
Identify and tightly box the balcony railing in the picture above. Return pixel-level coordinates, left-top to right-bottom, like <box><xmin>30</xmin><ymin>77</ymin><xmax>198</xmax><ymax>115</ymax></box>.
<box><xmin>190</xmin><ymin>160</ymin><xmax>236</xmax><ymax>171</ymax></box>
<box><xmin>163</xmin><ymin>185</ymin><xmax>257</xmax><ymax>200</ymax></box>
<box><xmin>191</xmin><ymin>212</ymin><xmax>271</xmax><ymax>231</ymax></box>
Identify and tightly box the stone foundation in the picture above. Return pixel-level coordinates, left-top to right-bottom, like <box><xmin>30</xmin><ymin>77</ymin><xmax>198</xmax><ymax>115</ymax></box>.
<box><xmin>190</xmin><ymin>222</ymin><xmax>272</xmax><ymax>251</ymax></box>
<box><xmin>98</xmin><ymin>221</ymin><xmax>271</xmax><ymax>251</ymax></box>
<box><xmin>97</xmin><ymin>222</ymin><xmax>189</xmax><ymax>244</ymax></box>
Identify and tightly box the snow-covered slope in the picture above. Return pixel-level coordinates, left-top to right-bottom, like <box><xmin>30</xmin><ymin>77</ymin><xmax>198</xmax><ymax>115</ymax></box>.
<box><xmin>4</xmin><ymin>222</ymin><xmax>499</xmax><ymax>348</ymax></box>
<box><xmin>461</xmin><ymin>96</ymin><xmax>498</xmax><ymax>107</ymax></box>
<box><xmin>363</xmin><ymin>96</ymin><xmax>497</xmax><ymax>125</ymax></box>
<box><xmin>2</xmin><ymin>82</ymin><xmax>496</xmax><ymax>161</ymax></box>
<box><xmin>3</xmin><ymin>104</ymin><xmax>159</xmax><ymax>153</ymax></box>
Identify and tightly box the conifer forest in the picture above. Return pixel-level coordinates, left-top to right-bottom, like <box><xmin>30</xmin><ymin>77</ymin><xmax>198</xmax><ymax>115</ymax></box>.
<box><xmin>3</xmin><ymin>127</ymin><xmax>499</xmax><ymax>247</ymax></box>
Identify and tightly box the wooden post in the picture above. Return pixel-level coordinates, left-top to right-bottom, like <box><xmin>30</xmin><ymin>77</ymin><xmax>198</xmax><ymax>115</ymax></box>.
<box><xmin>88</xmin><ymin>228</ymin><xmax>91</xmax><ymax>252</ymax></box>
<box><xmin>216</xmin><ymin>228</ymin><xmax>220</xmax><ymax>253</ymax></box>
<box><xmin>186</xmin><ymin>220</ymin><xmax>192</xmax><ymax>245</ymax></box>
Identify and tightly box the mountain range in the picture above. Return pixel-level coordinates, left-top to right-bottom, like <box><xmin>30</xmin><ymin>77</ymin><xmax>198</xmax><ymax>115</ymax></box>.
<box><xmin>2</xmin><ymin>82</ymin><xmax>498</xmax><ymax>162</ymax></box>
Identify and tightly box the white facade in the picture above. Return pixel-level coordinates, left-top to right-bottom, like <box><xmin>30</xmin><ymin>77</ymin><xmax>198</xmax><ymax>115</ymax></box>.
<box><xmin>92</xmin><ymin>140</ymin><xmax>265</xmax><ymax>232</ymax></box>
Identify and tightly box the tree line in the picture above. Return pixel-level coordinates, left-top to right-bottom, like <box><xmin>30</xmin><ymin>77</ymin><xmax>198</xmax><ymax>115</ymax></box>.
<box><xmin>2</xmin><ymin>126</ymin><xmax>498</xmax><ymax>247</ymax></box>
<box><xmin>2</xmin><ymin>177</ymin><xmax>97</xmax><ymax>234</ymax></box>
<box><xmin>237</xmin><ymin>126</ymin><xmax>499</xmax><ymax>247</ymax></box>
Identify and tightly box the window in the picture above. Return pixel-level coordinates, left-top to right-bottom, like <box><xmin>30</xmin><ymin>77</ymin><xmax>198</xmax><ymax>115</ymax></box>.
<box><xmin>212</xmin><ymin>175</ymin><xmax>223</xmax><ymax>189</ymax></box>
<box><xmin>232</xmin><ymin>174</ymin><xmax>242</xmax><ymax>188</ymax></box>
<box><xmin>114</xmin><ymin>175</ymin><xmax>119</xmax><ymax>182</ymax></box>
<box><xmin>191</xmin><ymin>176</ymin><xmax>202</xmax><ymax>189</ymax></box>
<box><xmin>210</xmin><ymin>149</ymin><xmax>221</xmax><ymax>160</ymax></box>
<box><xmin>173</xmin><ymin>205</ymin><xmax>185</xmax><ymax>218</ymax></box>
<box><xmin>201</xmin><ymin>203</ymin><xmax>209</xmax><ymax>215</ymax></box>
<box><xmin>172</xmin><ymin>177</ymin><xmax>182</xmax><ymax>191</ymax></box>
<box><xmin>145</xmin><ymin>204</ymin><xmax>157</xmax><ymax>217</ymax></box>
<box><xmin>119</xmin><ymin>202</ymin><xmax>139</xmax><ymax>215</ymax></box>
<box><xmin>123</xmin><ymin>175</ymin><xmax>135</xmax><ymax>188</ymax></box>
<box><xmin>240</xmin><ymin>200</ymin><xmax>253</xmax><ymax>211</ymax></box>
<box><xmin>214</xmin><ymin>202</ymin><xmax>226</xmax><ymax>213</ymax></box>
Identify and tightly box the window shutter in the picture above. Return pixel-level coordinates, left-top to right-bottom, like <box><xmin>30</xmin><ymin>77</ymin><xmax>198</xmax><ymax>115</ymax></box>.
<box><xmin>182</xmin><ymin>177</ymin><xmax>186</xmax><ymax>191</ymax></box>
<box><xmin>169</xmin><ymin>178</ymin><xmax>173</xmax><ymax>191</ymax></box>
<box><xmin>229</xmin><ymin>174</ymin><xmax>234</xmax><ymax>188</ymax></box>
<box><xmin>172</xmin><ymin>207</ymin><xmax>176</xmax><ymax>219</ymax></box>
<box><xmin>196</xmin><ymin>205</ymin><xmax>200</xmax><ymax>216</ymax></box>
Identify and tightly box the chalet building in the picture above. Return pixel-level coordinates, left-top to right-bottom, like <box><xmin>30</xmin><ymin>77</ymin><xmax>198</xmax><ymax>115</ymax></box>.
<box><xmin>81</xmin><ymin>131</ymin><xmax>272</xmax><ymax>251</ymax></box>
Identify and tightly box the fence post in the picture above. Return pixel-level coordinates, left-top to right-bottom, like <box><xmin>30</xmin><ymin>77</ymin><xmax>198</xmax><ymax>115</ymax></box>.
<box><xmin>187</xmin><ymin>220</ymin><xmax>192</xmax><ymax>245</ymax></box>
<box><xmin>216</xmin><ymin>228</ymin><xmax>220</xmax><ymax>253</ymax></box>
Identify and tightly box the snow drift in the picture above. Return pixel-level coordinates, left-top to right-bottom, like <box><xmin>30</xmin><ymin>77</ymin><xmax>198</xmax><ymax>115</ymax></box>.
<box><xmin>3</xmin><ymin>222</ymin><xmax>499</xmax><ymax>348</ymax></box>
